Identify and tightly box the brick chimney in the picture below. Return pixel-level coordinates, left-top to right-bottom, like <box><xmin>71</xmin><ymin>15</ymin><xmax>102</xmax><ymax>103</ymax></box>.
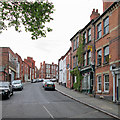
<box><xmin>43</xmin><ymin>61</ymin><xmax>45</xmax><ymax>65</ymax></box>
<box><xmin>90</xmin><ymin>9</ymin><xmax>100</xmax><ymax>21</ymax></box>
<box><xmin>103</xmin><ymin>1</ymin><xmax>113</xmax><ymax>12</ymax></box>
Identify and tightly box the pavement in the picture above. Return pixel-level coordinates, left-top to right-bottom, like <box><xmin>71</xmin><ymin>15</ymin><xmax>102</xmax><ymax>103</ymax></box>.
<box><xmin>55</xmin><ymin>83</ymin><xmax>120</xmax><ymax>119</ymax></box>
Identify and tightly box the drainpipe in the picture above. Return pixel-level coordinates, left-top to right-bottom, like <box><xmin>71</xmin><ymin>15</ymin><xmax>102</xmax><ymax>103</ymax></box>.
<box><xmin>112</xmin><ymin>71</ymin><xmax>115</xmax><ymax>102</ymax></box>
<box><xmin>93</xmin><ymin>24</ymin><xmax>96</xmax><ymax>97</ymax></box>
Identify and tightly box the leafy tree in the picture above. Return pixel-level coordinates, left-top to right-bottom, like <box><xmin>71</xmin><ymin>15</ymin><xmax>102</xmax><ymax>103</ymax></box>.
<box><xmin>0</xmin><ymin>0</ymin><xmax>54</xmax><ymax>40</ymax></box>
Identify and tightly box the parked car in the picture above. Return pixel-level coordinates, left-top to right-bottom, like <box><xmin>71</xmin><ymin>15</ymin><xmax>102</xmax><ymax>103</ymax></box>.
<box><xmin>12</xmin><ymin>80</ymin><xmax>23</xmax><ymax>91</ymax></box>
<box><xmin>31</xmin><ymin>79</ymin><xmax>37</xmax><ymax>83</ymax></box>
<box><xmin>42</xmin><ymin>79</ymin><xmax>50</xmax><ymax>87</ymax></box>
<box><xmin>50</xmin><ymin>79</ymin><xmax>57</xmax><ymax>82</ymax></box>
<box><xmin>44</xmin><ymin>81</ymin><xmax>55</xmax><ymax>90</ymax></box>
<box><xmin>37</xmin><ymin>79</ymin><xmax>44</xmax><ymax>82</ymax></box>
<box><xmin>0</xmin><ymin>82</ymin><xmax>13</xmax><ymax>99</ymax></box>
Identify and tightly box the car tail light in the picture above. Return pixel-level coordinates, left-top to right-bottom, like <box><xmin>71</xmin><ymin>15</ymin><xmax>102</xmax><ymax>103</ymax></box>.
<box><xmin>53</xmin><ymin>84</ymin><xmax>55</xmax><ymax>87</ymax></box>
<box><xmin>45</xmin><ymin>84</ymin><xmax>47</xmax><ymax>87</ymax></box>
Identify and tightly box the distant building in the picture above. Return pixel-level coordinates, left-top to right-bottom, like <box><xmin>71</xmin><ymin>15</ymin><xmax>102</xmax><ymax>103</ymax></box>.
<box><xmin>58</xmin><ymin>47</ymin><xmax>72</xmax><ymax>87</ymax></box>
<box><xmin>24</xmin><ymin>57</ymin><xmax>36</xmax><ymax>82</ymax></box>
<box><xmin>16</xmin><ymin>53</ymin><xmax>23</xmax><ymax>80</ymax></box>
<box><xmin>39</xmin><ymin>61</ymin><xmax>58</xmax><ymax>80</ymax></box>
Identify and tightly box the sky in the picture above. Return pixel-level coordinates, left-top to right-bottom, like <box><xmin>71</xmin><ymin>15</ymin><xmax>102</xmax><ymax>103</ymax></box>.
<box><xmin>0</xmin><ymin>0</ymin><xmax>103</xmax><ymax>69</ymax></box>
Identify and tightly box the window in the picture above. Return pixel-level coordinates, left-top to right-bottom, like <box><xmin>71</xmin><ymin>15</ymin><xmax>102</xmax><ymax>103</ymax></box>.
<box><xmin>87</xmin><ymin>51</ymin><xmax>91</xmax><ymax>65</ymax></box>
<box><xmin>73</xmin><ymin>39</ymin><xmax>76</xmax><ymax>51</ymax></box>
<box><xmin>104</xmin><ymin>17</ymin><xmax>109</xmax><ymax>35</ymax></box>
<box><xmin>76</xmin><ymin>56</ymin><xmax>78</xmax><ymax>66</ymax></box>
<box><xmin>104</xmin><ymin>46</ymin><xmax>109</xmax><ymax>63</ymax></box>
<box><xmin>76</xmin><ymin>37</ymin><xmax>79</xmax><ymax>48</ymax></box>
<box><xmin>83</xmin><ymin>32</ymin><xmax>86</xmax><ymax>45</ymax></box>
<box><xmin>73</xmin><ymin>56</ymin><xmax>76</xmax><ymax>68</ymax></box>
<box><xmin>104</xmin><ymin>74</ymin><xmax>109</xmax><ymax>92</ymax></box>
<box><xmin>83</xmin><ymin>53</ymin><xmax>86</xmax><ymax>66</ymax></box>
<box><xmin>97</xmin><ymin>76</ymin><xmax>102</xmax><ymax>92</ymax></box>
<box><xmin>97</xmin><ymin>23</ymin><xmax>102</xmax><ymax>39</ymax></box>
<box><xmin>88</xmin><ymin>28</ymin><xmax>91</xmax><ymax>42</ymax></box>
<box><xmin>97</xmin><ymin>49</ymin><xmax>102</xmax><ymax>66</ymax></box>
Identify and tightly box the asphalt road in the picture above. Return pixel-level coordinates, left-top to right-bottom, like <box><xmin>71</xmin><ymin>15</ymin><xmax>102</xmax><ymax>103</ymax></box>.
<box><xmin>2</xmin><ymin>82</ymin><xmax>113</xmax><ymax>119</ymax></box>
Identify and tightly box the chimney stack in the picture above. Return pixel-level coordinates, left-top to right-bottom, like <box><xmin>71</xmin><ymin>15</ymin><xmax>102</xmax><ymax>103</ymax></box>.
<box><xmin>90</xmin><ymin>9</ymin><xmax>100</xmax><ymax>21</ymax></box>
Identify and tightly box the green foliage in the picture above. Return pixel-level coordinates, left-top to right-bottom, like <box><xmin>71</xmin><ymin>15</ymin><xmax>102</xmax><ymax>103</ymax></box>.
<box><xmin>0</xmin><ymin>0</ymin><xmax>54</xmax><ymax>40</ymax></box>
<box><xmin>71</xmin><ymin>34</ymin><xmax>84</xmax><ymax>91</ymax></box>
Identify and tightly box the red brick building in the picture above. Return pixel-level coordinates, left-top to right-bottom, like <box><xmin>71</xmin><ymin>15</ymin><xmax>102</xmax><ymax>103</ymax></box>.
<box><xmin>0</xmin><ymin>47</ymin><xmax>17</xmax><ymax>82</ymax></box>
<box><xmin>24</xmin><ymin>57</ymin><xmax>36</xmax><ymax>81</ymax></box>
<box><xmin>70</xmin><ymin>31</ymin><xmax>80</xmax><ymax>88</ymax></box>
<box><xmin>16</xmin><ymin>53</ymin><xmax>23</xmax><ymax>80</ymax></box>
<box><xmin>66</xmin><ymin>47</ymin><xmax>72</xmax><ymax>88</ymax></box>
<box><xmin>68</xmin><ymin>1</ymin><xmax>120</xmax><ymax>102</ymax></box>
<box><xmin>39</xmin><ymin>61</ymin><xmax>58</xmax><ymax>80</ymax></box>
<box><xmin>22</xmin><ymin>61</ymin><xmax>29</xmax><ymax>82</ymax></box>
<box><xmin>94</xmin><ymin>2</ymin><xmax>120</xmax><ymax>102</ymax></box>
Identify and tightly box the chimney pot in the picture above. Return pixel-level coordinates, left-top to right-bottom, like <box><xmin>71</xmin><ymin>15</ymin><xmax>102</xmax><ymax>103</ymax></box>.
<box><xmin>96</xmin><ymin>9</ymin><xmax>98</xmax><ymax>13</ymax></box>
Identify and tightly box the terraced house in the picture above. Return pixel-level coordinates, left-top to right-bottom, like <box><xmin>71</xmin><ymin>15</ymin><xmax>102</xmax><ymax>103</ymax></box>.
<box><xmin>39</xmin><ymin>61</ymin><xmax>58</xmax><ymax>80</ymax></box>
<box><xmin>94</xmin><ymin>1</ymin><xmax>120</xmax><ymax>102</ymax></box>
<box><xmin>58</xmin><ymin>1</ymin><xmax>120</xmax><ymax>103</ymax></box>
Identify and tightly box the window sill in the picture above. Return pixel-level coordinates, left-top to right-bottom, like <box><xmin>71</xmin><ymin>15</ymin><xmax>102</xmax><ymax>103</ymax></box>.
<box><xmin>96</xmin><ymin>91</ymin><xmax>102</xmax><ymax>93</ymax></box>
<box><xmin>102</xmin><ymin>32</ymin><xmax>109</xmax><ymax>38</ymax></box>
<box><xmin>102</xmin><ymin>91</ymin><xmax>109</xmax><ymax>94</ymax></box>
<box><xmin>73</xmin><ymin>49</ymin><xmax>76</xmax><ymax>52</ymax></box>
<box><xmin>96</xmin><ymin>64</ymin><xmax>102</xmax><ymax>68</ymax></box>
<box><xmin>103</xmin><ymin>62</ymin><xmax>109</xmax><ymax>66</ymax></box>
<box><xmin>95</xmin><ymin>37</ymin><xmax>102</xmax><ymax>42</ymax></box>
<box><xmin>86</xmin><ymin>40</ymin><xmax>91</xmax><ymax>45</ymax></box>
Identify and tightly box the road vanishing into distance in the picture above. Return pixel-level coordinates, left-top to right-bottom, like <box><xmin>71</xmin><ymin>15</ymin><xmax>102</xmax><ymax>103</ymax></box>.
<box><xmin>2</xmin><ymin>82</ymin><xmax>113</xmax><ymax>119</ymax></box>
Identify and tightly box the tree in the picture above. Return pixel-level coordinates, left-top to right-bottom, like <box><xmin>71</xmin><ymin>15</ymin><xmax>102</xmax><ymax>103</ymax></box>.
<box><xmin>0</xmin><ymin>0</ymin><xmax>54</xmax><ymax>40</ymax></box>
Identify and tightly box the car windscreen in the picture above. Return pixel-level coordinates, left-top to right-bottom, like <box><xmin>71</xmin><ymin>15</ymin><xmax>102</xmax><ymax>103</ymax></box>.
<box><xmin>12</xmin><ymin>80</ymin><xmax>21</xmax><ymax>84</ymax></box>
<box><xmin>44</xmin><ymin>80</ymin><xmax>50</xmax><ymax>82</ymax></box>
<box><xmin>0</xmin><ymin>82</ymin><xmax>9</xmax><ymax>88</ymax></box>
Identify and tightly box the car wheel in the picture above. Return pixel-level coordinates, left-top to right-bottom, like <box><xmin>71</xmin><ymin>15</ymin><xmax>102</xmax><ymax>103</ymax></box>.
<box><xmin>7</xmin><ymin>93</ymin><xmax>10</xmax><ymax>99</ymax></box>
<box><xmin>11</xmin><ymin>90</ymin><xmax>13</xmax><ymax>96</ymax></box>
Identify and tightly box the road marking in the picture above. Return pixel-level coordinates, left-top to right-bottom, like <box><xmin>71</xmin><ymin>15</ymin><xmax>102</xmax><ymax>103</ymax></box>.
<box><xmin>43</xmin><ymin>105</ymin><xmax>54</xmax><ymax>119</ymax></box>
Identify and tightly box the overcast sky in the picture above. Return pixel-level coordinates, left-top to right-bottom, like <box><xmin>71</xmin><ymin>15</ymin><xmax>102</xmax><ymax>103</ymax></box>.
<box><xmin>0</xmin><ymin>0</ymin><xmax>103</xmax><ymax>68</ymax></box>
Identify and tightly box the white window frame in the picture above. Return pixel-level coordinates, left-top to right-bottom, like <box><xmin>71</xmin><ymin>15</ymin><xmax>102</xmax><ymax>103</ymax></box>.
<box><xmin>104</xmin><ymin>74</ymin><xmax>109</xmax><ymax>92</ymax></box>
<box><xmin>88</xmin><ymin>28</ymin><xmax>91</xmax><ymax>42</ymax></box>
<box><xmin>97</xmin><ymin>75</ymin><xmax>102</xmax><ymax>92</ymax></box>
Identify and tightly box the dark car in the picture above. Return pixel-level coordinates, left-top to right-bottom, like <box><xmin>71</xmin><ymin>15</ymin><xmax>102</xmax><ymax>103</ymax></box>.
<box><xmin>37</xmin><ymin>79</ymin><xmax>43</xmax><ymax>82</ymax></box>
<box><xmin>31</xmin><ymin>79</ymin><xmax>37</xmax><ymax>83</ymax></box>
<box><xmin>12</xmin><ymin>80</ymin><xmax>23</xmax><ymax>91</ymax></box>
<box><xmin>0</xmin><ymin>82</ymin><xmax>13</xmax><ymax>99</ymax></box>
<box><xmin>44</xmin><ymin>81</ymin><xmax>55</xmax><ymax>90</ymax></box>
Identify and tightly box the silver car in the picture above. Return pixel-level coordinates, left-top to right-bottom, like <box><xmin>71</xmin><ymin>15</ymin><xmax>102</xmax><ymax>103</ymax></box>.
<box><xmin>42</xmin><ymin>79</ymin><xmax>51</xmax><ymax>87</ymax></box>
<box><xmin>0</xmin><ymin>82</ymin><xmax>13</xmax><ymax>99</ymax></box>
<box><xmin>12</xmin><ymin>80</ymin><xmax>23</xmax><ymax>91</ymax></box>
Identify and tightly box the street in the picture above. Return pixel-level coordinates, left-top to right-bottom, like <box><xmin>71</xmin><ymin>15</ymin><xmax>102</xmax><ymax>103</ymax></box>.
<box><xmin>2</xmin><ymin>82</ymin><xmax>113</xmax><ymax>119</ymax></box>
